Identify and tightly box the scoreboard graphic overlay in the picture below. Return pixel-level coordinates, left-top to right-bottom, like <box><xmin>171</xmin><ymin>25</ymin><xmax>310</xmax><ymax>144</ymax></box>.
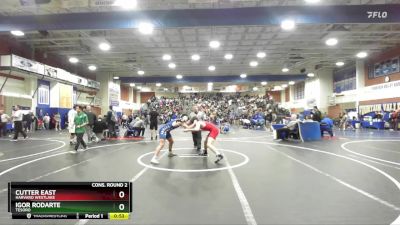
<box><xmin>8</xmin><ymin>182</ymin><xmax>132</xmax><ymax>220</ymax></box>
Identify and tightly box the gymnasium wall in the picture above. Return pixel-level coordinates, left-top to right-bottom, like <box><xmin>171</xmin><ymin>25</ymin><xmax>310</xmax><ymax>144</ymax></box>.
<box><xmin>4</xmin><ymin>96</ymin><xmax>32</xmax><ymax>114</ymax></box>
<box><xmin>155</xmin><ymin>92</ymin><xmax>178</xmax><ymax>98</ymax></box>
<box><xmin>140</xmin><ymin>92</ymin><xmax>155</xmax><ymax>103</ymax></box>
<box><xmin>121</xmin><ymin>85</ymin><xmax>129</xmax><ymax>101</ymax></box>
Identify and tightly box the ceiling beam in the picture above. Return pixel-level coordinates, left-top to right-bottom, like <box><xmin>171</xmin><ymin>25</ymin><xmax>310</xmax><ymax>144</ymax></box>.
<box><xmin>1</xmin><ymin>4</ymin><xmax>400</xmax><ymax>31</ymax></box>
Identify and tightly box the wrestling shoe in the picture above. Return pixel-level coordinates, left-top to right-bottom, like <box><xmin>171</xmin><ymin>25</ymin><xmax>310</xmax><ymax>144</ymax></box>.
<box><xmin>150</xmin><ymin>158</ymin><xmax>160</xmax><ymax>165</ymax></box>
<box><xmin>198</xmin><ymin>152</ymin><xmax>208</xmax><ymax>156</ymax></box>
<box><xmin>215</xmin><ymin>154</ymin><xmax>224</xmax><ymax>163</ymax></box>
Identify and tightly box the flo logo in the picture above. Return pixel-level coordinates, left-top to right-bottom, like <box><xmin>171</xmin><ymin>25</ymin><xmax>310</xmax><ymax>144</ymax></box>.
<box><xmin>367</xmin><ymin>11</ymin><xmax>388</xmax><ymax>19</ymax></box>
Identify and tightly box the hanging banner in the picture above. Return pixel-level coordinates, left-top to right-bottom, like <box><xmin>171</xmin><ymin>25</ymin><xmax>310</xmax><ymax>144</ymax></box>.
<box><xmin>44</xmin><ymin>65</ymin><xmax>58</xmax><ymax>78</ymax></box>
<box><xmin>12</xmin><ymin>55</ymin><xmax>45</xmax><ymax>75</ymax></box>
<box><xmin>109</xmin><ymin>82</ymin><xmax>120</xmax><ymax>107</ymax></box>
<box><xmin>73</xmin><ymin>88</ymin><xmax>78</xmax><ymax>105</ymax></box>
<box><xmin>359</xmin><ymin>80</ymin><xmax>400</xmax><ymax>101</ymax></box>
<box><xmin>37</xmin><ymin>80</ymin><xmax>50</xmax><ymax>108</ymax></box>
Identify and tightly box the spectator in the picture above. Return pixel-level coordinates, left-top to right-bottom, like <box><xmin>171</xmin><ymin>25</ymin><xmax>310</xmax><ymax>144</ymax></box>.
<box><xmin>312</xmin><ymin>106</ymin><xmax>322</xmax><ymax>122</ymax></box>
<box><xmin>93</xmin><ymin>115</ymin><xmax>108</xmax><ymax>141</ymax></box>
<box><xmin>74</xmin><ymin>105</ymin><xmax>88</xmax><ymax>151</ymax></box>
<box><xmin>321</xmin><ymin>115</ymin><xmax>334</xmax><ymax>137</ymax></box>
<box><xmin>22</xmin><ymin>112</ymin><xmax>30</xmax><ymax>132</ymax></box>
<box><xmin>68</xmin><ymin>105</ymin><xmax>77</xmax><ymax>145</ymax></box>
<box><xmin>304</xmin><ymin>115</ymin><xmax>314</xmax><ymax>122</ymax></box>
<box><xmin>121</xmin><ymin>113</ymin><xmax>128</xmax><ymax>128</ymax></box>
<box><xmin>11</xmin><ymin>105</ymin><xmax>27</xmax><ymax>141</ymax></box>
<box><xmin>30</xmin><ymin>112</ymin><xmax>37</xmax><ymax>132</ymax></box>
<box><xmin>84</xmin><ymin>106</ymin><xmax>97</xmax><ymax>143</ymax></box>
<box><xmin>149</xmin><ymin>108</ymin><xmax>159</xmax><ymax>140</ymax></box>
<box><xmin>43</xmin><ymin>113</ymin><xmax>50</xmax><ymax>130</ymax></box>
<box><xmin>0</xmin><ymin>110</ymin><xmax>11</xmax><ymax>137</ymax></box>
<box><xmin>276</xmin><ymin>114</ymin><xmax>299</xmax><ymax>140</ymax></box>
<box><xmin>394</xmin><ymin>108</ymin><xmax>400</xmax><ymax>131</ymax></box>
<box><xmin>130</xmin><ymin>117</ymin><xmax>145</xmax><ymax>137</ymax></box>
<box><xmin>339</xmin><ymin>112</ymin><xmax>348</xmax><ymax>130</ymax></box>
<box><xmin>106</xmin><ymin>106</ymin><xmax>117</xmax><ymax>138</ymax></box>
<box><xmin>389</xmin><ymin>110</ymin><xmax>396</xmax><ymax>131</ymax></box>
<box><xmin>54</xmin><ymin>112</ymin><xmax>61</xmax><ymax>131</ymax></box>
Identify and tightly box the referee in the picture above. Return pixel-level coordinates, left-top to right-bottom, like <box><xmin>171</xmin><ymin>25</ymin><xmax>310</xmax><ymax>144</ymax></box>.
<box><xmin>11</xmin><ymin>105</ymin><xmax>27</xmax><ymax>141</ymax></box>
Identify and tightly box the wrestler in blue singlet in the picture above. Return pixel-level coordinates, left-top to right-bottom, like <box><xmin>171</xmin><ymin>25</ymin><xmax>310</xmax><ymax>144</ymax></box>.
<box><xmin>159</xmin><ymin>119</ymin><xmax>179</xmax><ymax>139</ymax></box>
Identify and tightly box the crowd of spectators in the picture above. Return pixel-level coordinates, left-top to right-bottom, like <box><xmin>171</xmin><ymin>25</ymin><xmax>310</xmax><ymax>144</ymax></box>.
<box><xmin>140</xmin><ymin>93</ymin><xmax>291</xmax><ymax>129</ymax></box>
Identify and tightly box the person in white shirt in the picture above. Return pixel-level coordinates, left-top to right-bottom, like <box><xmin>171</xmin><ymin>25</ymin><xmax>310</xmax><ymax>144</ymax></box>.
<box><xmin>43</xmin><ymin>113</ymin><xmax>50</xmax><ymax>130</ymax></box>
<box><xmin>0</xmin><ymin>110</ymin><xmax>10</xmax><ymax>137</ymax></box>
<box><xmin>68</xmin><ymin>105</ymin><xmax>77</xmax><ymax>145</ymax></box>
<box><xmin>11</xmin><ymin>105</ymin><xmax>27</xmax><ymax>141</ymax></box>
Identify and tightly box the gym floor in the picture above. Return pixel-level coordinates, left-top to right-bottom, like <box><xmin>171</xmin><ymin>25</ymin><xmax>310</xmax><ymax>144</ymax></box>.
<box><xmin>0</xmin><ymin>128</ymin><xmax>399</xmax><ymax>225</ymax></box>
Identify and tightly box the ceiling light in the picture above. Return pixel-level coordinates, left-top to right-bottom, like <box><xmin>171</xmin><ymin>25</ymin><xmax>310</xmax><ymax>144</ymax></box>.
<box><xmin>261</xmin><ymin>81</ymin><xmax>267</xmax><ymax>86</ymax></box>
<box><xmin>336</xmin><ymin>61</ymin><xmax>345</xmax><ymax>67</ymax></box>
<box><xmin>356</xmin><ymin>51</ymin><xmax>368</xmax><ymax>58</ymax></box>
<box><xmin>253</xmin><ymin>87</ymin><xmax>259</xmax><ymax>91</ymax></box>
<box><xmin>208</xmin><ymin>65</ymin><xmax>216</xmax><ymax>71</ymax></box>
<box><xmin>88</xmin><ymin>65</ymin><xmax>97</xmax><ymax>71</ymax></box>
<box><xmin>69</xmin><ymin>57</ymin><xmax>79</xmax><ymax>64</ymax></box>
<box><xmin>156</xmin><ymin>83</ymin><xmax>162</xmax><ymax>87</ymax></box>
<box><xmin>137</xmin><ymin>86</ymin><xmax>142</xmax><ymax>90</ymax></box>
<box><xmin>257</xmin><ymin>52</ymin><xmax>266</xmax><ymax>58</ymax></box>
<box><xmin>325</xmin><ymin>38</ymin><xmax>338</xmax><ymax>46</ymax></box>
<box><xmin>114</xmin><ymin>0</ymin><xmax>137</xmax><ymax>9</ymax></box>
<box><xmin>162</xmin><ymin>54</ymin><xmax>171</xmax><ymax>61</ymax></box>
<box><xmin>240</xmin><ymin>74</ymin><xmax>247</xmax><ymax>78</ymax></box>
<box><xmin>191</xmin><ymin>54</ymin><xmax>200</xmax><ymax>61</ymax></box>
<box><xmin>307</xmin><ymin>73</ymin><xmax>315</xmax><ymax>77</ymax></box>
<box><xmin>249</xmin><ymin>61</ymin><xmax>258</xmax><ymax>67</ymax></box>
<box><xmin>137</xmin><ymin>70</ymin><xmax>145</xmax><ymax>75</ymax></box>
<box><xmin>282</xmin><ymin>84</ymin><xmax>288</xmax><ymax>88</ymax></box>
<box><xmin>208</xmin><ymin>82</ymin><xmax>213</xmax><ymax>86</ymax></box>
<box><xmin>281</xmin><ymin>19</ymin><xmax>296</xmax><ymax>31</ymax></box>
<box><xmin>138</xmin><ymin>22</ymin><xmax>154</xmax><ymax>35</ymax></box>
<box><xmin>176</xmin><ymin>74</ymin><xmax>183</xmax><ymax>79</ymax></box>
<box><xmin>113</xmin><ymin>76</ymin><xmax>120</xmax><ymax>80</ymax></box>
<box><xmin>130</xmin><ymin>83</ymin><xmax>135</xmax><ymax>87</ymax></box>
<box><xmin>305</xmin><ymin>0</ymin><xmax>320</xmax><ymax>4</ymax></box>
<box><xmin>99</xmin><ymin>42</ymin><xmax>111</xmax><ymax>51</ymax></box>
<box><xmin>10</xmin><ymin>30</ymin><xmax>24</xmax><ymax>36</ymax></box>
<box><xmin>289</xmin><ymin>81</ymin><xmax>295</xmax><ymax>85</ymax></box>
<box><xmin>209</xmin><ymin>40</ymin><xmax>220</xmax><ymax>49</ymax></box>
<box><xmin>224</xmin><ymin>54</ymin><xmax>233</xmax><ymax>60</ymax></box>
<box><xmin>168</xmin><ymin>63</ymin><xmax>176</xmax><ymax>69</ymax></box>
<box><xmin>164</xmin><ymin>88</ymin><xmax>168</xmax><ymax>91</ymax></box>
<box><xmin>282</xmin><ymin>68</ymin><xmax>289</xmax><ymax>72</ymax></box>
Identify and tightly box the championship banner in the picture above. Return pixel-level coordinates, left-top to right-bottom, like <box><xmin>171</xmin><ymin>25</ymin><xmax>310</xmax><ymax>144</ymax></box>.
<box><xmin>59</xmin><ymin>83</ymin><xmax>73</xmax><ymax>109</ymax></box>
<box><xmin>37</xmin><ymin>80</ymin><xmax>50</xmax><ymax>108</ymax></box>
